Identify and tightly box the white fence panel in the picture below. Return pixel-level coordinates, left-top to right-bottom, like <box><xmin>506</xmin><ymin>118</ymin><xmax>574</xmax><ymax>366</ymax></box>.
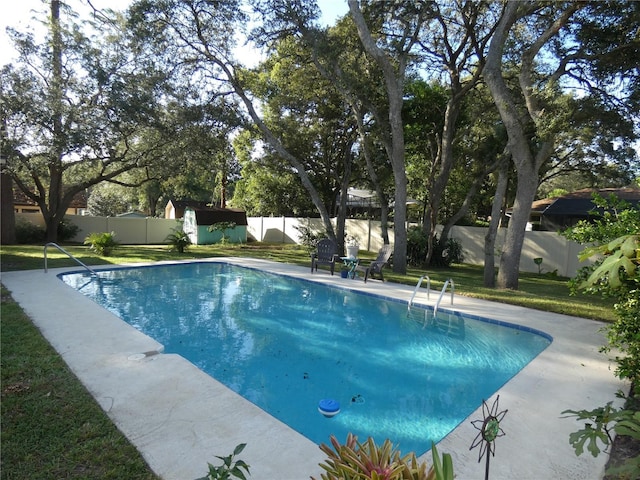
<box><xmin>15</xmin><ymin>213</ymin><xmax>589</xmax><ymax>277</ymax></box>
<box><xmin>15</xmin><ymin>213</ymin><xmax>180</xmax><ymax>245</ymax></box>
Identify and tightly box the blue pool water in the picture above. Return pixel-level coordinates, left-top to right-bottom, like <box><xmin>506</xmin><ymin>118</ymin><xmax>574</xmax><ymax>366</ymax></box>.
<box><xmin>60</xmin><ymin>262</ymin><xmax>551</xmax><ymax>455</ymax></box>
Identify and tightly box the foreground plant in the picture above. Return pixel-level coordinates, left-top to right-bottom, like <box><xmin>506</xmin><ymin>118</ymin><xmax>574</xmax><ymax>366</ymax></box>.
<box><xmin>562</xmin><ymin>398</ymin><xmax>640</xmax><ymax>476</ymax></box>
<box><xmin>561</xmin><ymin>195</ymin><xmax>640</xmax><ymax>476</ymax></box>
<box><xmin>312</xmin><ymin>433</ymin><xmax>453</xmax><ymax>480</ymax></box>
<box><xmin>201</xmin><ymin>443</ymin><xmax>250</xmax><ymax>480</ymax></box>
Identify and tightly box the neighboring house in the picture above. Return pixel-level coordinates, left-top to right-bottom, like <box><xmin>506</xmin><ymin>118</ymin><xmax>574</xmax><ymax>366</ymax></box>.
<box><xmin>164</xmin><ymin>199</ymin><xmax>210</xmax><ymax>219</ymax></box>
<box><xmin>520</xmin><ymin>187</ymin><xmax>640</xmax><ymax>232</ymax></box>
<box><xmin>116</xmin><ymin>211</ymin><xmax>147</xmax><ymax>218</ymax></box>
<box><xmin>13</xmin><ymin>187</ymin><xmax>87</xmax><ymax>215</ymax></box>
<box><xmin>339</xmin><ymin>188</ymin><xmax>419</xmax><ymax>219</ymax></box>
<box><xmin>526</xmin><ymin>198</ymin><xmax>556</xmax><ymax>230</ymax></box>
<box><xmin>183</xmin><ymin>206</ymin><xmax>248</xmax><ymax>245</ymax></box>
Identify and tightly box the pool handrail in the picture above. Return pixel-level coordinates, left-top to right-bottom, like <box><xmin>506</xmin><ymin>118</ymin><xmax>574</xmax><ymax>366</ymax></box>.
<box><xmin>433</xmin><ymin>278</ymin><xmax>454</xmax><ymax>318</ymax></box>
<box><xmin>408</xmin><ymin>275</ymin><xmax>430</xmax><ymax>310</ymax></box>
<box><xmin>44</xmin><ymin>242</ymin><xmax>97</xmax><ymax>276</ymax></box>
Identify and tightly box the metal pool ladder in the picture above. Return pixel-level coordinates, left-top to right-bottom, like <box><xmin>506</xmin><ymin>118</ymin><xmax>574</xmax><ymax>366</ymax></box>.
<box><xmin>433</xmin><ymin>278</ymin><xmax>454</xmax><ymax>318</ymax></box>
<box><xmin>408</xmin><ymin>275</ymin><xmax>430</xmax><ymax>310</ymax></box>
<box><xmin>44</xmin><ymin>242</ymin><xmax>97</xmax><ymax>275</ymax></box>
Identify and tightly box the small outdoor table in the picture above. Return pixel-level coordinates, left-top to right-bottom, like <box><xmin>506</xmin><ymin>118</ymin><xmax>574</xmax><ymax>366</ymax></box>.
<box><xmin>340</xmin><ymin>257</ymin><xmax>359</xmax><ymax>279</ymax></box>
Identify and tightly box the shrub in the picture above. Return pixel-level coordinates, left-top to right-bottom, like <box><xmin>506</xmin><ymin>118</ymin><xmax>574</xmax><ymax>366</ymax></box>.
<box><xmin>15</xmin><ymin>219</ymin><xmax>78</xmax><ymax>244</ymax></box>
<box><xmin>15</xmin><ymin>221</ymin><xmax>46</xmax><ymax>244</ymax></box>
<box><xmin>434</xmin><ymin>237</ymin><xmax>465</xmax><ymax>267</ymax></box>
<box><xmin>166</xmin><ymin>227</ymin><xmax>191</xmax><ymax>253</ymax></box>
<box><xmin>84</xmin><ymin>232</ymin><xmax>118</xmax><ymax>256</ymax></box>
<box><xmin>562</xmin><ymin>195</ymin><xmax>640</xmax><ymax>382</ymax></box>
<box><xmin>406</xmin><ymin>226</ymin><xmax>465</xmax><ymax>267</ymax></box>
<box><xmin>294</xmin><ymin>223</ymin><xmax>322</xmax><ymax>255</ymax></box>
<box><xmin>407</xmin><ymin>226</ymin><xmax>428</xmax><ymax>266</ymax></box>
<box><xmin>58</xmin><ymin>218</ymin><xmax>79</xmax><ymax>242</ymax></box>
<box><xmin>208</xmin><ymin>221</ymin><xmax>237</xmax><ymax>244</ymax></box>
<box><xmin>561</xmin><ymin>194</ymin><xmax>640</xmax><ymax>476</ymax></box>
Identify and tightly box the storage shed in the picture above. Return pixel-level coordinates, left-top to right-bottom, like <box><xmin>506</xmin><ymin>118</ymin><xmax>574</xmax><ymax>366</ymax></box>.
<box><xmin>183</xmin><ymin>206</ymin><xmax>248</xmax><ymax>245</ymax></box>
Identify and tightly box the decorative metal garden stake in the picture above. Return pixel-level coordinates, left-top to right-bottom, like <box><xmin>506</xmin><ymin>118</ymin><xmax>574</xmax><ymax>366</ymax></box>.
<box><xmin>470</xmin><ymin>395</ymin><xmax>508</xmax><ymax>480</ymax></box>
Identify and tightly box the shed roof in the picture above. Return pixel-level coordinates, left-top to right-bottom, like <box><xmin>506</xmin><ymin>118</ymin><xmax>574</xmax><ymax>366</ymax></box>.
<box><xmin>168</xmin><ymin>199</ymin><xmax>210</xmax><ymax>210</ymax></box>
<box><xmin>187</xmin><ymin>207</ymin><xmax>248</xmax><ymax>226</ymax></box>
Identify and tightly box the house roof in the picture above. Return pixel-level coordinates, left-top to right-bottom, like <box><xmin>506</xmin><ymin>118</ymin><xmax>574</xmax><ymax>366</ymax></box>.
<box><xmin>542</xmin><ymin>187</ymin><xmax>640</xmax><ymax>217</ymax></box>
<box><xmin>117</xmin><ymin>211</ymin><xmax>147</xmax><ymax>218</ymax></box>
<box><xmin>13</xmin><ymin>186</ymin><xmax>88</xmax><ymax>208</ymax></box>
<box><xmin>187</xmin><ymin>207</ymin><xmax>248</xmax><ymax>226</ymax></box>
<box><xmin>530</xmin><ymin>198</ymin><xmax>556</xmax><ymax>213</ymax></box>
<box><xmin>346</xmin><ymin>188</ymin><xmax>419</xmax><ymax>208</ymax></box>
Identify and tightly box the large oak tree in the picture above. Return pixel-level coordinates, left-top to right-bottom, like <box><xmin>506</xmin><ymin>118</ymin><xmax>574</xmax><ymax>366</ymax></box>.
<box><xmin>1</xmin><ymin>1</ymin><xmax>171</xmax><ymax>241</ymax></box>
<box><xmin>484</xmin><ymin>0</ymin><xmax>639</xmax><ymax>289</ymax></box>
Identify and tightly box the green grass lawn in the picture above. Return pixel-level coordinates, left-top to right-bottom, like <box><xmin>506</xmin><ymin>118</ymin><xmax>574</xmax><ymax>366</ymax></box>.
<box><xmin>0</xmin><ymin>242</ymin><xmax>616</xmax><ymax>479</ymax></box>
<box><xmin>2</xmin><ymin>242</ymin><xmax>615</xmax><ymax>321</ymax></box>
<box><xmin>1</xmin><ymin>286</ymin><xmax>161</xmax><ymax>480</ymax></box>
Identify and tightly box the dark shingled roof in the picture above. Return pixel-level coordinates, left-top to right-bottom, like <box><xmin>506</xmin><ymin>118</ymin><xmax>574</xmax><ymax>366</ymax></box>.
<box><xmin>188</xmin><ymin>207</ymin><xmax>248</xmax><ymax>226</ymax></box>
<box><xmin>542</xmin><ymin>187</ymin><xmax>640</xmax><ymax>217</ymax></box>
<box><xmin>169</xmin><ymin>199</ymin><xmax>210</xmax><ymax>210</ymax></box>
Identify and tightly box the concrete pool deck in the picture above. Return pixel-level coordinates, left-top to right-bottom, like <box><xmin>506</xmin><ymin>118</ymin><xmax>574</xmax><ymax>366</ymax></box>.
<box><xmin>1</xmin><ymin>257</ymin><xmax>628</xmax><ymax>479</ymax></box>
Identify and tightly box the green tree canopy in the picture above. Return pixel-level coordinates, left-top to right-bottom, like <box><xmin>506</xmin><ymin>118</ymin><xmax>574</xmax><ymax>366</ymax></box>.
<box><xmin>1</xmin><ymin>1</ymin><xmax>171</xmax><ymax>240</ymax></box>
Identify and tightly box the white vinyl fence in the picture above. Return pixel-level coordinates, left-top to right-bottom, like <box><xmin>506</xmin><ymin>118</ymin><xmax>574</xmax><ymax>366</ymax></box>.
<box><xmin>16</xmin><ymin>213</ymin><xmax>181</xmax><ymax>245</ymax></box>
<box><xmin>15</xmin><ymin>213</ymin><xmax>589</xmax><ymax>277</ymax></box>
<box><xmin>245</xmin><ymin>217</ymin><xmax>588</xmax><ymax>277</ymax></box>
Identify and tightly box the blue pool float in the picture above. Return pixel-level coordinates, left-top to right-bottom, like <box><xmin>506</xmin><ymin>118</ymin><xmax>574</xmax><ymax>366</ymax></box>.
<box><xmin>318</xmin><ymin>399</ymin><xmax>340</xmax><ymax>417</ymax></box>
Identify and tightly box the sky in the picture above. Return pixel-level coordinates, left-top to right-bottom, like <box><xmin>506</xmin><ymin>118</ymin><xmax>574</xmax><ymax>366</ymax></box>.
<box><xmin>0</xmin><ymin>0</ymin><xmax>349</xmax><ymax>67</ymax></box>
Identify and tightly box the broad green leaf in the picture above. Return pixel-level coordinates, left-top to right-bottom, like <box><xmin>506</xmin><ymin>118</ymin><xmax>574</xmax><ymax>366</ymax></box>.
<box><xmin>441</xmin><ymin>452</ymin><xmax>454</xmax><ymax>480</ymax></box>
<box><xmin>614</xmin><ymin>412</ymin><xmax>640</xmax><ymax>439</ymax></box>
<box><xmin>568</xmin><ymin>426</ymin><xmax>609</xmax><ymax>457</ymax></box>
<box><xmin>233</xmin><ymin>443</ymin><xmax>247</xmax><ymax>456</ymax></box>
<box><xmin>582</xmin><ymin>250</ymin><xmax>636</xmax><ymax>289</ymax></box>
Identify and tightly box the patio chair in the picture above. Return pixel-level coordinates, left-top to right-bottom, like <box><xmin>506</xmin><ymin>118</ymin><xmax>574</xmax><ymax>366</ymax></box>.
<box><xmin>311</xmin><ymin>238</ymin><xmax>339</xmax><ymax>275</ymax></box>
<box><xmin>356</xmin><ymin>245</ymin><xmax>393</xmax><ymax>283</ymax></box>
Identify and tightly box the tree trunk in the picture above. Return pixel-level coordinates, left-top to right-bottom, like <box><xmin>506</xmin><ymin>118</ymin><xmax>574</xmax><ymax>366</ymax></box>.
<box><xmin>484</xmin><ymin>160</ymin><xmax>509</xmax><ymax>287</ymax></box>
<box><xmin>336</xmin><ymin>145</ymin><xmax>353</xmax><ymax>254</ymax></box>
<box><xmin>353</xmin><ymin>107</ymin><xmax>390</xmax><ymax>245</ymax></box>
<box><xmin>441</xmin><ymin>154</ymin><xmax>506</xmax><ymax>249</ymax></box>
<box><xmin>484</xmin><ymin>2</ymin><xmax>578</xmax><ymax>289</ymax></box>
<box><xmin>424</xmin><ymin>99</ymin><xmax>462</xmax><ymax>265</ymax></box>
<box><xmin>483</xmin><ymin>2</ymin><xmax>537</xmax><ymax>289</ymax></box>
<box><xmin>46</xmin><ymin>0</ymin><xmax>64</xmax><ymax>243</ymax></box>
<box><xmin>388</xmin><ymin>103</ymin><xmax>408</xmax><ymax>273</ymax></box>
<box><xmin>1</xmin><ymin>171</ymin><xmax>16</xmax><ymax>244</ymax></box>
<box><xmin>497</xmin><ymin>166</ymin><xmax>538</xmax><ymax>289</ymax></box>
<box><xmin>348</xmin><ymin>0</ymin><xmax>410</xmax><ymax>273</ymax></box>
<box><xmin>440</xmin><ymin>182</ymin><xmax>478</xmax><ymax>247</ymax></box>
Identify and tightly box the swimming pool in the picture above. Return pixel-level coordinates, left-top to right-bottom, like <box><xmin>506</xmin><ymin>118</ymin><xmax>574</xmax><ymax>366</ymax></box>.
<box><xmin>60</xmin><ymin>262</ymin><xmax>551</xmax><ymax>455</ymax></box>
